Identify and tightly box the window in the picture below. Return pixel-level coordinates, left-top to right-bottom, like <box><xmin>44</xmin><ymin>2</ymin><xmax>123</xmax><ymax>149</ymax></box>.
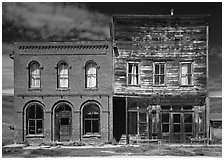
<box><xmin>83</xmin><ymin>103</ymin><xmax>100</xmax><ymax>135</ymax></box>
<box><xmin>180</xmin><ymin>62</ymin><xmax>193</xmax><ymax>85</ymax></box>
<box><xmin>162</xmin><ymin>113</ymin><xmax>170</xmax><ymax>133</ymax></box>
<box><xmin>85</xmin><ymin>61</ymin><xmax>97</xmax><ymax>88</ymax></box>
<box><xmin>29</xmin><ymin>61</ymin><xmax>41</xmax><ymax>88</ymax></box>
<box><xmin>26</xmin><ymin>103</ymin><xmax>44</xmax><ymax>135</ymax></box>
<box><xmin>127</xmin><ymin>62</ymin><xmax>140</xmax><ymax>85</ymax></box>
<box><xmin>153</xmin><ymin>63</ymin><xmax>165</xmax><ymax>85</ymax></box>
<box><xmin>57</xmin><ymin>62</ymin><xmax>69</xmax><ymax>88</ymax></box>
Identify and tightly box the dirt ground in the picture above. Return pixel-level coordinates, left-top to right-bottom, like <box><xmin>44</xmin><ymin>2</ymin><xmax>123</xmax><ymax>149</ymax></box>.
<box><xmin>2</xmin><ymin>144</ymin><xmax>222</xmax><ymax>157</ymax></box>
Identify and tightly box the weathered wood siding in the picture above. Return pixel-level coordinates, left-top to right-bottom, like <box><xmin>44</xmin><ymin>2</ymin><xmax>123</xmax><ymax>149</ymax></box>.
<box><xmin>113</xmin><ymin>15</ymin><xmax>208</xmax><ymax>96</ymax></box>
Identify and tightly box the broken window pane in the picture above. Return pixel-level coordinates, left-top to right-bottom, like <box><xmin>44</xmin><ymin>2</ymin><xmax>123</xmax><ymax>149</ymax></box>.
<box><xmin>162</xmin><ymin>124</ymin><xmax>169</xmax><ymax>133</ymax></box>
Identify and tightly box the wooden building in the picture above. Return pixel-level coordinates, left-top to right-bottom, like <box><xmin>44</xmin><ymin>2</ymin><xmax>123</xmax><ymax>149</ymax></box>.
<box><xmin>112</xmin><ymin>15</ymin><xmax>209</xmax><ymax>143</ymax></box>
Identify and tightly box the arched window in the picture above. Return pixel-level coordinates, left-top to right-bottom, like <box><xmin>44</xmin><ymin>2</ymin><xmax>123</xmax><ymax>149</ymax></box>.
<box><xmin>26</xmin><ymin>103</ymin><xmax>44</xmax><ymax>135</ymax></box>
<box><xmin>85</xmin><ymin>61</ymin><xmax>97</xmax><ymax>88</ymax></box>
<box><xmin>83</xmin><ymin>103</ymin><xmax>100</xmax><ymax>135</ymax></box>
<box><xmin>29</xmin><ymin>61</ymin><xmax>41</xmax><ymax>88</ymax></box>
<box><xmin>57</xmin><ymin>62</ymin><xmax>69</xmax><ymax>88</ymax></box>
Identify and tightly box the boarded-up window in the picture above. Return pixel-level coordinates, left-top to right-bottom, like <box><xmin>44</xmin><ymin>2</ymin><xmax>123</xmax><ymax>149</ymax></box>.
<box><xmin>180</xmin><ymin>63</ymin><xmax>193</xmax><ymax>85</ymax></box>
<box><xmin>29</xmin><ymin>61</ymin><xmax>41</xmax><ymax>88</ymax></box>
<box><xmin>154</xmin><ymin>63</ymin><xmax>165</xmax><ymax>85</ymax></box>
<box><xmin>26</xmin><ymin>103</ymin><xmax>43</xmax><ymax>135</ymax></box>
<box><xmin>85</xmin><ymin>61</ymin><xmax>97</xmax><ymax>88</ymax></box>
<box><xmin>58</xmin><ymin>62</ymin><xmax>69</xmax><ymax>88</ymax></box>
<box><xmin>127</xmin><ymin>62</ymin><xmax>140</xmax><ymax>85</ymax></box>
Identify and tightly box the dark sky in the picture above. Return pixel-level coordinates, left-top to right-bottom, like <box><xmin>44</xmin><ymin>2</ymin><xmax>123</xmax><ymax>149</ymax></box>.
<box><xmin>2</xmin><ymin>2</ymin><xmax>222</xmax><ymax>96</ymax></box>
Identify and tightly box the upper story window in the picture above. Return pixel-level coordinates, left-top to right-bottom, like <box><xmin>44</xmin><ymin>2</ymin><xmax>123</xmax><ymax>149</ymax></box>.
<box><xmin>57</xmin><ymin>62</ymin><xmax>69</xmax><ymax>88</ymax></box>
<box><xmin>127</xmin><ymin>62</ymin><xmax>140</xmax><ymax>85</ymax></box>
<box><xmin>153</xmin><ymin>63</ymin><xmax>165</xmax><ymax>85</ymax></box>
<box><xmin>85</xmin><ymin>61</ymin><xmax>97</xmax><ymax>88</ymax></box>
<box><xmin>29</xmin><ymin>61</ymin><xmax>41</xmax><ymax>89</ymax></box>
<box><xmin>180</xmin><ymin>62</ymin><xmax>193</xmax><ymax>86</ymax></box>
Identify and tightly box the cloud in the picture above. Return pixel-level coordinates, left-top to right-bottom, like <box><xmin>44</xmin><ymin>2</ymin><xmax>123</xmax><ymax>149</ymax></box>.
<box><xmin>3</xmin><ymin>2</ymin><xmax>110</xmax><ymax>41</ymax></box>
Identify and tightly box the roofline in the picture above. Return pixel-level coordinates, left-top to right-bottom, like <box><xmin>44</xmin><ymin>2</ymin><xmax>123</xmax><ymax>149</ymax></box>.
<box><xmin>112</xmin><ymin>14</ymin><xmax>211</xmax><ymax>18</ymax></box>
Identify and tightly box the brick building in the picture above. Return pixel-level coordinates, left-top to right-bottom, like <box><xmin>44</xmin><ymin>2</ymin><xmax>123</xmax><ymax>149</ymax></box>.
<box><xmin>13</xmin><ymin>14</ymin><xmax>209</xmax><ymax>144</ymax></box>
<box><xmin>13</xmin><ymin>41</ymin><xmax>113</xmax><ymax>144</ymax></box>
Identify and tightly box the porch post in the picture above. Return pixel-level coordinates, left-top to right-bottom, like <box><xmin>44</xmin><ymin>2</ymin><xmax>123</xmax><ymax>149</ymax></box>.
<box><xmin>125</xmin><ymin>97</ymin><xmax>129</xmax><ymax>144</ymax></box>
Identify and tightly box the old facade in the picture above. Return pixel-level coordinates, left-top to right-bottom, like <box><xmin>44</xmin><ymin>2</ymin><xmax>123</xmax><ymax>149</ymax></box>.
<box><xmin>13</xmin><ymin>14</ymin><xmax>209</xmax><ymax>144</ymax></box>
<box><xmin>112</xmin><ymin>15</ymin><xmax>209</xmax><ymax>143</ymax></box>
<box><xmin>13</xmin><ymin>41</ymin><xmax>113</xmax><ymax>144</ymax></box>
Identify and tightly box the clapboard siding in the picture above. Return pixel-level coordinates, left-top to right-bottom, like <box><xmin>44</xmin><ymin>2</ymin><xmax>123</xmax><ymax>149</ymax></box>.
<box><xmin>113</xmin><ymin>15</ymin><xmax>208</xmax><ymax>96</ymax></box>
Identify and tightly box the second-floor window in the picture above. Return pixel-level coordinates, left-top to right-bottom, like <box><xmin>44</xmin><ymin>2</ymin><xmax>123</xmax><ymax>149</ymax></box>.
<box><xmin>154</xmin><ymin>63</ymin><xmax>165</xmax><ymax>85</ymax></box>
<box><xmin>180</xmin><ymin>62</ymin><xmax>193</xmax><ymax>86</ymax></box>
<box><xmin>127</xmin><ymin>62</ymin><xmax>140</xmax><ymax>85</ymax></box>
<box><xmin>57</xmin><ymin>62</ymin><xmax>69</xmax><ymax>88</ymax></box>
<box><xmin>85</xmin><ymin>61</ymin><xmax>97</xmax><ymax>88</ymax></box>
<box><xmin>29</xmin><ymin>61</ymin><xmax>41</xmax><ymax>88</ymax></box>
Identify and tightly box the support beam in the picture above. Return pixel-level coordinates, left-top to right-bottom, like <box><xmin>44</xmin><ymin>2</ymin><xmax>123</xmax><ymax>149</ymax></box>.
<box><xmin>125</xmin><ymin>97</ymin><xmax>129</xmax><ymax>144</ymax></box>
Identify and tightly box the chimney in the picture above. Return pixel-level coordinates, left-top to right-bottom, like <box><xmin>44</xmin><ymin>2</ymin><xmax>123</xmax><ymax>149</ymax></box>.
<box><xmin>171</xmin><ymin>9</ymin><xmax>174</xmax><ymax>16</ymax></box>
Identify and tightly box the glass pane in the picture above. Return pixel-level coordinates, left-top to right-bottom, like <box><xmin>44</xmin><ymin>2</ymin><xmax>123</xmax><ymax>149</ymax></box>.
<box><xmin>84</xmin><ymin>120</ymin><xmax>91</xmax><ymax>134</ymax></box>
<box><xmin>37</xmin><ymin>120</ymin><xmax>43</xmax><ymax>134</ymax></box>
<box><xmin>128</xmin><ymin>63</ymin><xmax>132</xmax><ymax>74</ymax></box>
<box><xmin>152</xmin><ymin>114</ymin><xmax>157</xmax><ymax>133</ymax></box>
<box><xmin>155</xmin><ymin>64</ymin><xmax>159</xmax><ymax>74</ymax></box>
<box><xmin>59</xmin><ymin>64</ymin><xmax>68</xmax><ymax>75</ymax></box>
<box><xmin>160</xmin><ymin>75</ymin><xmax>165</xmax><ymax>84</ymax></box>
<box><xmin>155</xmin><ymin>75</ymin><xmax>159</xmax><ymax>84</ymax></box>
<box><xmin>160</xmin><ymin>64</ymin><xmax>164</xmax><ymax>74</ymax></box>
<box><xmin>161</xmin><ymin>106</ymin><xmax>171</xmax><ymax>110</ymax></box>
<box><xmin>162</xmin><ymin>113</ymin><xmax>169</xmax><ymax>123</ymax></box>
<box><xmin>138</xmin><ymin>102</ymin><xmax>147</xmax><ymax>109</ymax></box>
<box><xmin>188</xmin><ymin>75</ymin><xmax>192</xmax><ymax>85</ymax></box>
<box><xmin>139</xmin><ymin>112</ymin><xmax>147</xmax><ymax>123</ymax></box>
<box><xmin>173</xmin><ymin>114</ymin><xmax>180</xmax><ymax>123</ymax></box>
<box><xmin>128</xmin><ymin>74</ymin><xmax>132</xmax><ymax>85</ymax></box>
<box><xmin>135</xmin><ymin>65</ymin><xmax>138</xmax><ymax>74</ymax></box>
<box><xmin>184</xmin><ymin>114</ymin><xmax>193</xmax><ymax>123</ymax></box>
<box><xmin>28</xmin><ymin>105</ymin><xmax>35</xmax><ymax>119</ymax></box>
<box><xmin>174</xmin><ymin>124</ymin><xmax>181</xmax><ymax>133</ymax></box>
<box><xmin>187</xmin><ymin>63</ymin><xmax>191</xmax><ymax>74</ymax></box>
<box><xmin>29</xmin><ymin>120</ymin><xmax>35</xmax><ymax>134</ymax></box>
<box><xmin>128</xmin><ymin>112</ymin><xmax>137</xmax><ymax>134</ymax></box>
<box><xmin>87</xmin><ymin>76</ymin><xmax>96</xmax><ymax>88</ymax></box>
<box><xmin>183</xmin><ymin>106</ymin><xmax>193</xmax><ymax>110</ymax></box>
<box><xmin>92</xmin><ymin>120</ymin><xmax>99</xmax><ymax>133</ymax></box>
<box><xmin>181</xmin><ymin>64</ymin><xmax>188</xmax><ymax>74</ymax></box>
<box><xmin>61</xmin><ymin>118</ymin><xmax>69</xmax><ymax>125</ymax></box>
<box><xmin>162</xmin><ymin>124</ymin><xmax>169</xmax><ymax>133</ymax></box>
<box><xmin>36</xmin><ymin>105</ymin><xmax>43</xmax><ymax>119</ymax></box>
<box><xmin>60</xmin><ymin>79</ymin><xmax>68</xmax><ymax>88</ymax></box>
<box><xmin>185</xmin><ymin>124</ymin><xmax>193</xmax><ymax>133</ymax></box>
<box><xmin>199</xmin><ymin>113</ymin><xmax>203</xmax><ymax>132</ymax></box>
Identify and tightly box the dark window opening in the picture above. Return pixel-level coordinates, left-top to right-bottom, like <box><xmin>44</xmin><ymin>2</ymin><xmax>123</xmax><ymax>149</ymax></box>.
<box><xmin>26</xmin><ymin>103</ymin><xmax>44</xmax><ymax>135</ymax></box>
<box><xmin>83</xmin><ymin>103</ymin><xmax>100</xmax><ymax>135</ymax></box>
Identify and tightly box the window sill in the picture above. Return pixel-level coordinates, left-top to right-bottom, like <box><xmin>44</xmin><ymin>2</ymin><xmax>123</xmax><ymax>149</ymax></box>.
<box><xmin>126</xmin><ymin>84</ymin><xmax>141</xmax><ymax>87</ymax></box>
<box><xmin>26</xmin><ymin>134</ymin><xmax>44</xmax><ymax>138</ymax></box>
<box><xmin>82</xmin><ymin>134</ymin><xmax>101</xmax><ymax>138</ymax></box>
<box><xmin>28</xmin><ymin>88</ymin><xmax>42</xmax><ymax>91</ymax></box>
<box><xmin>180</xmin><ymin>85</ymin><xmax>194</xmax><ymax>87</ymax></box>
<box><xmin>85</xmin><ymin>87</ymin><xmax>98</xmax><ymax>91</ymax></box>
<box><xmin>153</xmin><ymin>85</ymin><xmax>167</xmax><ymax>87</ymax></box>
<box><xmin>57</xmin><ymin>88</ymin><xmax>70</xmax><ymax>91</ymax></box>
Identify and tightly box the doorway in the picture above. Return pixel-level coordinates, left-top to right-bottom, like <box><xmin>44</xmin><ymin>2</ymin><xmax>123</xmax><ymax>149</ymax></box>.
<box><xmin>54</xmin><ymin>103</ymin><xmax>72</xmax><ymax>142</ymax></box>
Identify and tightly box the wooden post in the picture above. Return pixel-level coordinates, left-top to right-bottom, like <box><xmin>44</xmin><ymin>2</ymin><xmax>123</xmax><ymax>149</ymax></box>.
<box><xmin>125</xmin><ymin>97</ymin><xmax>129</xmax><ymax>144</ymax></box>
<box><xmin>206</xmin><ymin>97</ymin><xmax>210</xmax><ymax>145</ymax></box>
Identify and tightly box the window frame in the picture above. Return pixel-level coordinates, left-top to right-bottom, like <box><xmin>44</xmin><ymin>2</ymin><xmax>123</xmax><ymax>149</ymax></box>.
<box><xmin>57</xmin><ymin>61</ymin><xmax>70</xmax><ymax>90</ymax></box>
<box><xmin>26</xmin><ymin>103</ymin><xmax>44</xmax><ymax>136</ymax></box>
<box><xmin>179</xmin><ymin>62</ymin><xmax>194</xmax><ymax>86</ymax></box>
<box><xmin>126</xmin><ymin>61</ymin><xmax>141</xmax><ymax>86</ymax></box>
<box><xmin>28</xmin><ymin>61</ymin><xmax>41</xmax><ymax>89</ymax></box>
<box><xmin>153</xmin><ymin>62</ymin><xmax>166</xmax><ymax>86</ymax></box>
<box><xmin>85</xmin><ymin>61</ymin><xmax>98</xmax><ymax>89</ymax></box>
<box><xmin>82</xmin><ymin>102</ymin><xmax>101</xmax><ymax>137</ymax></box>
